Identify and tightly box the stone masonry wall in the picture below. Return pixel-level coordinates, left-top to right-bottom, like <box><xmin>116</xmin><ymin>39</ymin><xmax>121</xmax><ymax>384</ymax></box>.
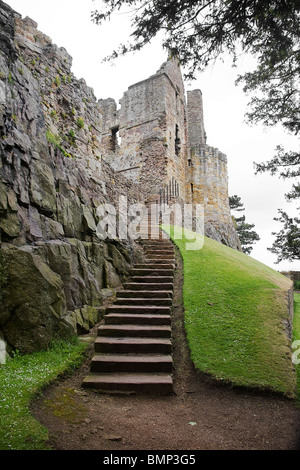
<box><xmin>186</xmin><ymin>90</ymin><xmax>241</xmax><ymax>250</ymax></box>
<box><xmin>100</xmin><ymin>59</ymin><xmax>241</xmax><ymax>249</ymax></box>
<box><xmin>101</xmin><ymin>58</ymin><xmax>189</xmax><ymax>202</ymax></box>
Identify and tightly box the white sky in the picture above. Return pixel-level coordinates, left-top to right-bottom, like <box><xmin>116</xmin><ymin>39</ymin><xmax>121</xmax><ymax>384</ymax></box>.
<box><xmin>4</xmin><ymin>0</ymin><xmax>300</xmax><ymax>272</ymax></box>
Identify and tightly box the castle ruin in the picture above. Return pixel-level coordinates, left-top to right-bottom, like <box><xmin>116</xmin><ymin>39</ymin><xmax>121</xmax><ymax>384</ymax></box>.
<box><xmin>100</xmin><ymin>58</ymin><xmax>241</xmax><ymax>250</ymax></box>
<box><xmin>0</xmin><ymin>1</ymin><xmax>240</xmax><ymax>354</ymax></box>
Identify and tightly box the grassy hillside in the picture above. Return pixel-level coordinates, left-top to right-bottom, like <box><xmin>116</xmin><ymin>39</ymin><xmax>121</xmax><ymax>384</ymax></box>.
<box><xmin>162</xmin><ymin>225</ymin><xmax>297</xmax><ymax>398</ymax></box>
<box><xmin>293</xmin><ymin>293</ymin><xmax>300</xmax><ymax>397</ymax></box>
<box><xmin>0</xmin><ymin>338</ymin><xmax>88</xmax><ymax>450</ymax></box>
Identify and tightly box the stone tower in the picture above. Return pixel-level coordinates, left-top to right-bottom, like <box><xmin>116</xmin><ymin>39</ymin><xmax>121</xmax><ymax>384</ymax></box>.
<box><xmin>100</xmin><ymin>57</ymin><xmax>241</xmax><ymax>250</ymax></box>
<box><xmin>100</xmin><ymin>58</ymin><xmax>188</xmax><ymax>201</ymax></box>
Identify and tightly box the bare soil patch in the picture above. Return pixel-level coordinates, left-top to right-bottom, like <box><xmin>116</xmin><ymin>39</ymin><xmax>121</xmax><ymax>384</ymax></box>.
<box><xmin>31</xmin><ymin>248</ymin><xmax>300</xmax><ymax>451</ymax></box>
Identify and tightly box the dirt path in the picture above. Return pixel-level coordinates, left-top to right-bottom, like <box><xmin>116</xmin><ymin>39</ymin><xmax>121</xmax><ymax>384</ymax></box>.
<box><xmin>31</xmin><ymin>249</ymin><xmax>300</xmax><ymax>451</ymax></box>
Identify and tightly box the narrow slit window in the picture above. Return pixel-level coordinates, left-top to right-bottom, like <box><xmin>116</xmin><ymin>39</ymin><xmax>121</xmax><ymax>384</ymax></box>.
<box><xmin>175</xmin><ymin>124</ymin><xmax>181</xmax><ymax>156</ymax></box>
<box><xmin>111</xmin><ymin>126</ymin><xmax>120</xmax><ymax>152</ymax></box>
<box><xmin>191</xmin><ymin>183</ymin><xmax>194</xmax><ymax>193</ymax></box>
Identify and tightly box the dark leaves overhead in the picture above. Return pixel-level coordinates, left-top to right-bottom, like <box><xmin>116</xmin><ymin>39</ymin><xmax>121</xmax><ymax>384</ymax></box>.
<box><xmin>92</xmin><ymin>1</ymin><xmax>300</xmax><ymax>133</ymax></box>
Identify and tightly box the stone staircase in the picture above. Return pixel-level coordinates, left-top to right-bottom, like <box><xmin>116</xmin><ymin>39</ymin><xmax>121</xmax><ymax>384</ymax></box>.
<box><xmin>82</xmin><ymin>224</ymin><xmax>175</xmax><ymax>394</ymax></box>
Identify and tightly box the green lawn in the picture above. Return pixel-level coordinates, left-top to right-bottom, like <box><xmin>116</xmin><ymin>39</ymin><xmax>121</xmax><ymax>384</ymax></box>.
<box><xmin>163</xmin><ymin>225</ymin><xmax>297</xmax><ymax>398</ymax></box>
<box><xmin>0</xmin><ymin>338</ymin><xmax>88</xmax><ymax>450</ymax></box>
<box><xmin>293</xmin><ymin>292</ymin><xmax>300</xmax><ymax>398</ymax></box>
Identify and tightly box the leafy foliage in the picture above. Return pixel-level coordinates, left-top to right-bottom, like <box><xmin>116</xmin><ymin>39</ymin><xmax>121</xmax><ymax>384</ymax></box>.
<box><xmin>255</xmin><ymin>145</ymin><xmax>300</xmax><ymax>201</ymax></box>
<box><xmin>92</xmin><ymin>1</ymin><xmax>300</xmax><ymax>133</ymax></box>
<box><xmin>229</xmin><ymin>195</ymin><xmax>260</xmax><ymax>255</ymax></box>
<box><xmin>92</xmin><ymin>0</ymin><xmax>299</xmax><ymax>190</ymax></box>
<box><xmin>234</xmin><ymin>215</ymin><xmax>260</xmax><ymax>255</ymax></box>
<box><xmin>268</xmin><ymin>209</ymin><xmax>300</xmax><ymax>263</ymax></box>
<box><xmin>46</xmin><ymin>130</ymin><xmax>74</xmax><ymax>159</ymax></box>
<box><xmin>228</xmin><ymin>195</ymin><xmax>245</xmax><ymax>212</ymax></box>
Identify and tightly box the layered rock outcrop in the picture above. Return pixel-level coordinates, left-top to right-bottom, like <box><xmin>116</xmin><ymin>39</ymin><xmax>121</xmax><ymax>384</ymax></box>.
<box><xmin>0</xmin><ymin>1</ymin><xmax>143</xmax><ymax>353</ymax></box>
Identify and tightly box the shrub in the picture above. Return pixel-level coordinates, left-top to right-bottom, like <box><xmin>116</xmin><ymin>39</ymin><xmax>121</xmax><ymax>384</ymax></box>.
<box><xmin>68</xmin><ymin>129</ymin><xmax>76</xmax><ymax>145</ymax></box>
<box><xmin>294</xmin><ymin>280</ymin><xmax>300</xmax><ymax>291</ymax></box>
<box><xmin>46</xmin><ymin>130</ymin><xmax>73</xmax><ymax>159</ymax></box>
<box><xmin>77</xmin><ymin>117</ymin><xmax>84</xmax><ymax>129</ymax></box>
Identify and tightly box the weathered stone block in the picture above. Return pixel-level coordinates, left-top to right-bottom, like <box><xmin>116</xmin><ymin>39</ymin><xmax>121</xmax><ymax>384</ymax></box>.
<box><xmin>0</xmin><ymin>244</ymin><xmax>70</xmax><ymax>353</ymax></box>
<box><xmin>0</xmin><ymin>182</ymin><xmax>7</xmax><ymax>213</ymax></box>
<box><xmin>40</xmin><ymin>214</ymin><xmax>64</xmax><ymax>240</ymax></box>
<box><xmin>0</xmin><ymin>212</ymin><xmax>20</xmax><ymax>238</ymax></box>
<box><xmin>57</xmin><ymin>193</ymin><xmax>83</xmax><ymax>237</ymax></box>
<box><xmin>104</xmin><ymin>259</ymin><xmax>122</xmax><ymax>288</ymax></box>
<box><xmin>29</xmin><ymin>160</ymin><xmax>56</xmax><ymax>214</ymax></box>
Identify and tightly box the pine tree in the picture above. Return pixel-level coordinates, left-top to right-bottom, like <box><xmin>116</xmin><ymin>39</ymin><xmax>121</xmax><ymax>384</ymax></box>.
<box><xmin>229</xmin><ymin>195</ymin><xmax>260</xmax><ymax>255</ymax></box>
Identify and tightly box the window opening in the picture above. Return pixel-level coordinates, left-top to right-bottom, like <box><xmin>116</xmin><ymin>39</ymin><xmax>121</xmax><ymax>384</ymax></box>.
<box><xmin>111</xmin><ymin>126</ymin><xmax>120</xmax><ymax>152</ymax></box>
<box><xmin>175</xmin><ymin>124</ymin><xmax>181</xmax><ymax>156</ymax></box>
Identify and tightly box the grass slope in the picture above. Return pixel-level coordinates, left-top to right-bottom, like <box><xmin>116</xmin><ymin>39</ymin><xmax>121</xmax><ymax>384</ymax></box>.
<box><xmin>0</xmin><ymin>338</ymin><xmax>88</xmax><ymax>450</ymax></box>
<box><xmin>163</xmin><ymin>225</ymin><xmax>297</xmax><ymax>398</ymax></box>
<box><xmin>293</xmin><ymin>293</ymin><xmax>300</xmax><ymax>397</ymax></box>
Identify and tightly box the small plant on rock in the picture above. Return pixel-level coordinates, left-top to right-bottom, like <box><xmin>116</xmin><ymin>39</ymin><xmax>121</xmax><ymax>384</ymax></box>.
<box><xmin>77</xmin><ymin>117</ymin><xmax>84</xmax><ymax>129</ymax></box>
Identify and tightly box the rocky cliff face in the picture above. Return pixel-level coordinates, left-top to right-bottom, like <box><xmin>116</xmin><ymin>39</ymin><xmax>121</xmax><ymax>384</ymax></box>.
<box><xmin>0</xmin><ymin>1</ymin><xmax>144</xmax><ymax>354</ymax></box>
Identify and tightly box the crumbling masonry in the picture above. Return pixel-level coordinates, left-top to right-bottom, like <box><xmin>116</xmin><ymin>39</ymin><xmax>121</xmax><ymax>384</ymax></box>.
<box><xmin>100</xmin><ymin>58</ymin><xmax>241</xmax><ymax>250</ymax></box>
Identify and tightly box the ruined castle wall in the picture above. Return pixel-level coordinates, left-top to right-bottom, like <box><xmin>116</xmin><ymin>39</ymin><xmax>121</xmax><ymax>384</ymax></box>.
<box><xmin>186</xmin><ymin>91</ymin><xmax>241</xmax><ymax>249</ymax></box>
<box><xmin>100</xmin><ymin>58</ymin><xmax>192</xmax><ymax>202</ymax></box>
<box><xmin>189</xmin><ymin>146</ymin><xmax>231</xmax><ymax>222</ymax></box>
<box><xmin>100</xmin><ymin>74</ymin><xmax>168</xmax><ymax>196</ymax></box>
<box><xmin>186</xmin><ymin>90</ymin><xmax>206</xmax><ymax>147</ymax></box>
<box><xmin>161</xmin><ymin>60</ymin><xmax>188</xmax><ymax>202</ymax></box>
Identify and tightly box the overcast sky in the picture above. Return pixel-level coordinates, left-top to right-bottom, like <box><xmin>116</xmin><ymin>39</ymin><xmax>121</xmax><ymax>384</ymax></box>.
<box><xmin>4</xmin><ymin>0</ymin><xmax>300</xmax><ymax>272</ymax></box>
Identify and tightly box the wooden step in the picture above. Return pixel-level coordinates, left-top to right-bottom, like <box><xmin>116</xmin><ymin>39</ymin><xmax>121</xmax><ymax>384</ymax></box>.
<box><xmin>114</xmin><ymin>297</ymin><xmax>173</xmax><ymax>306</ymax></box>
<box><xmin>94</xmin><ymin>337</ymin><xmax>172</xmax><ymax>354</ymax></box>
<box><xmin>117</xmin><ymin>290</ymin><xmax>173</xmax><ymax>298</ymax></box>
<box><xmin>106</xmin><ymin>305</ymin><xmax>171</xmax><ymax>315</ymax></box>
<box><xmin>98</xmin><ymin>324</ymin><xmax>171</xmax><ymax>338</ymax></box>
<box><xmin>145</xmin><ymin>249</ymin><xmax>174</xmax><ymax>255</ymax></box>
<box><xmin>123</xmin><ymin>282</ymin><xmax>174</xmax><ymax>291</ymax></box>
<box><xmin>82</xmin><ymin>372</ymin><xmax>173</xmax><ymax>394</ymax></box>
<box><xmin>134</xmin><ymin>263</ymin><xmax>175</xmax><ymax>269</ymax></box>
<box><xmin>130</xmin><ymin>268</ymin><xmax>174</xmax><ymax>276</ymax></box>
<box><xmin>141</xmin><ymin>241</ymin><xmax>172</xmax><ymax>245</ymax></box>
<box><xmin>105</xmin><ymin>313</ymin><xmax>171</xmax><ymax>325</ymax></box>
<box><xmin>145</xmin><ymin>255</ymin><xmax>175</xmax><ymax>260</ymax></box>
<box><xmin>131</xmin><ymin>276</ymin><xmax>174</xmax><ymax>283</ymax></box>
<box><xmin>145</xmin><ymin>246</ymin><xmax>174</xmax><ymax>251</ymax></box>
<box><xmin>90</xmin><ymin>354</ymin><xmax>173</xmax><ymax>373</ymax></box>
<box><xmin>145</xmin><ymin>261</ymin><xmax>175</xmax><ymax>267</ymax></box>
